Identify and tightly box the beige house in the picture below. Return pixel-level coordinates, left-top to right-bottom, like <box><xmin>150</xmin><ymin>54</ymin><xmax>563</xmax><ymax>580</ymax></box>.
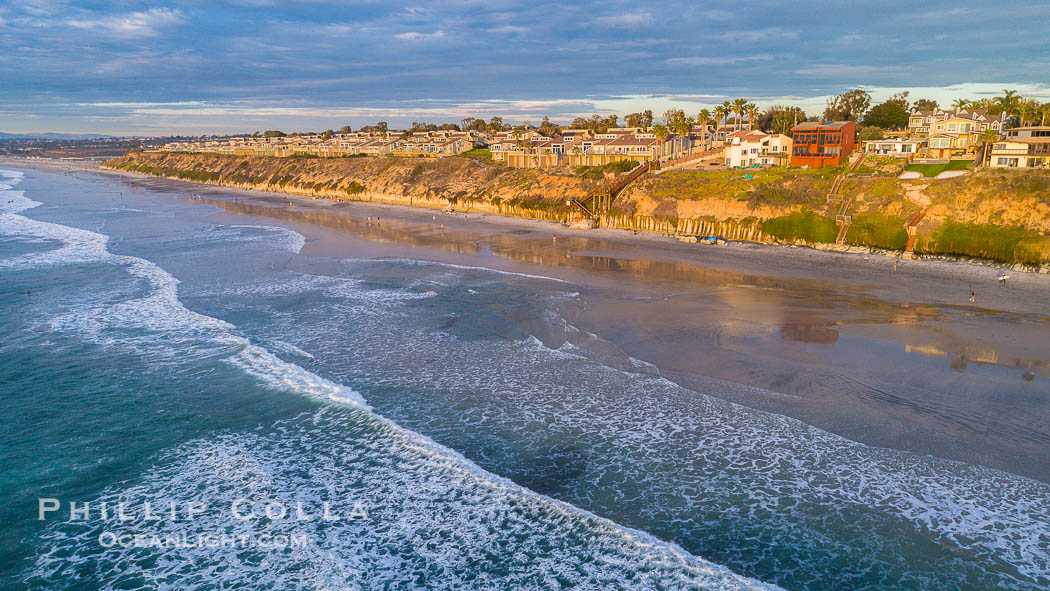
<box><xmin>988</xmin><ymin>126</ymin><xmax>1050</xmax><ymax>168</ymax></box>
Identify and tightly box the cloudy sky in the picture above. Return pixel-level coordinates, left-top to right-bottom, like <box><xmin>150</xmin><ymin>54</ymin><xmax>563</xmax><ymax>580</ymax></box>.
<box><xmin>2</xmin><ymin>0</ymin><xmax>1049</xmax><ymax>135</ymax></box>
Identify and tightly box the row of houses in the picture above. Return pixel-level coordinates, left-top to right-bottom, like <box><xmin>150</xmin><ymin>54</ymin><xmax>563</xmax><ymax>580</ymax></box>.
<box><xmin>160</xmin><ymin>130</ymin><xmax>480</xmax><ymax>158</ymax></box>
<box><xmin>488</xmin><ymin>127</ymin><xmax>699</xmax><ymax>168</ymax></box>
<box><xmin>722</xmin><ymin>121</ymin><xmax>857</xmax><ymax>169</ymax></box>
<box><xmin>906</xmin><ymin>107</ymin><xmax>1010</xmax><ymax>158</ymax></box>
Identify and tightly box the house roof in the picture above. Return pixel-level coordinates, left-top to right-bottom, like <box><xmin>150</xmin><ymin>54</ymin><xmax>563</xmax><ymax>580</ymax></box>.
<box><xmin>1006</xmin><ymin>137</ymin><xmax>1050</xmax><ymax>145</ymax></box>
<box><xmin>792</xmin><ymin>121</ymin><xmax>853</xmax><ymax>131</ymax></box>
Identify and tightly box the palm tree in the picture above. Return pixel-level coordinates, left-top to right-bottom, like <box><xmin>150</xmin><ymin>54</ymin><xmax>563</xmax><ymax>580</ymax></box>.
<box><xmin>697</xmin><ymin>109</ymin><xmax>713</xmax><ymax>147</ymax></box>
<box><xmin>714</xmin><ymin>104</ymin><xmax>729</xmax><ymax>135</ymax></box>
<box><xmin>978</xmin><ymin>129</ymin><xmax>999</xmax><ymax>167</ymax></box>
<box><xmin>1018</xmin><ymin>99</ymin><xmax>1038</xmax><ymax>127</ymax></box>
<box><xmin>744</xmin><ymin>103</ymin><xmax>759</xmax><ymax>131</ymax></box>
<box><xmin>951</xmin><ymin>98</ymin><xmax>970</xmax><ymax>111</ymax></box>
<box><xmin>993</xmin><ymin>89</ymin><xmax>1020</xmax><ymax>117</ymax></box>
<box><xmin>732</xmin><ymin>98</ymin><xmax>748</xmax><ymax>131</ymax></box>
<box><xmin>720</xmin><ymin>100</ymin><xmax>734</xmax><ymax>130</ymax></box>
<box><xmin>1040</xmin><ymin>102</ymin><xmax>1050</xmax><ymax>126</ymax></box>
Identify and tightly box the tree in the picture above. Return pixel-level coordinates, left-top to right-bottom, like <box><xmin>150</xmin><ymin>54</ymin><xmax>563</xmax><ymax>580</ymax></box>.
<box><xmin>570</xmin><ymin>117</ymin><xmax>589</xmax><ymax>129</ymax></box>
<box><xmin>720</xmin><ymin>100</ymin><xmax>733</xmax><ymax>128</ymax></box>
<box><xmin>625</xmin><ymin>112</ymin><xmax>644</xmax><ymax>128</ymax></box>
<box><xmin>662</xmin><ymin>108</ymin><xmax>685</xmax><ymax>127</ymax></box>
<box><xmin>263</xmin><ymin>130</ymin><xmax>286</xmax><ymax>137</ymax></box>
<box><xmin>321</xmin><ymin>130</ymin><xmax>334</xmax><ymax>140</ymax></box>
<box><xmin>859</xmin><ymin>125</ymin><xmax>884</xmax><ymax>141</ymax></box>
<box><xmin>652</xmin><ymin>124</ymin><xmax>669</xmax><ymax>141</ymax></box>
<box><xmin>487</xmin><ymin>117</ymin><xmax>505</xmax><ymax>132</ymax></box>
<box><xmin>732</xmin><ymin>98</ymin><xmax>748</xmax><ymax>131</ymax></box>
<box><xmin>696</xmin><ymin>109</ymin><xmax>713</xmax><ymax>139</ymax></box>
<box><xmin>744</xmin><ymin>103</ymin><xmax>759</xmax><ymax>130</ymax></box>
<box><xmin>714</xmin><ymin>104</ymin><xmax>729</xmax><ymax>130</ymax></box>
<box><xmin>993</xmin><ymin>90</ymin><xmax>1020</xmax><ymax>117</ymax></box>
<box><xmin>912</xmin><ymin>99</ymin><xmax>938</xmax><ymax>111</ymax></box>
<box><xmin>538</xmin><ymin>116</ymin><xmax>559</xmax><ymax>137</ymax></box>
<box><xmin>461</xmin><ymin>117</ymin><xmax>476</xmax><ymax>131</ymax></box>
<box><xmin>824</xmin><ymin>89</ymin><xmax>871</xmax><ymax>121</ymax></box>
<box><xmin>863</xmin><ymin>101</ymin><xmax>910</xmax><ymax>129</ymax></box>
<box><xmin>762</xmin><ymin>106</ymin><xmax>806</xmax><ymax>136</ymax></box>
<box><xmin>340</xmin><ymin>125</ymin><xmax>352</xmax><ymax>134</ymax></box>
<box><xmin>641</xmin><ymin>110</ymin><xmax>654</xmax><ymax>128</ymax></box>
<box><xmin>978</xmin><ymin>128</ymin><xmax>1000</xmax><ymax>166</ymax></box>
<box><xmin>951</xmin><ymin>98</ymin><xmax>971</xmax><ymax>111</ymax></box>
<box><xmin>1018</xmin><ymin>98</ymin><xmax>1039</xmax><ymax>126</ymax></box>
<box><xmin>886</xmin><ymin>91</ymin><xmax>910</xmax><ymax>110</ymax></box>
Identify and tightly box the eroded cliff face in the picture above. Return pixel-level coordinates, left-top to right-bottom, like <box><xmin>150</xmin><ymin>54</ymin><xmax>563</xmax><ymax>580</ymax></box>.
<box><xmin>103</xmin><ymin>152</ymin><xmax>1050</xmax><ymax>265</ymax></box>
<box><xmin>104</xmin><ymin>152</ymin><xmax>588</xmax><ymax>222</ymax></box>
<box><xmin>104</xmin><ymin>152</ymin><xmax>787</xmax><ymax>243</ymax></box>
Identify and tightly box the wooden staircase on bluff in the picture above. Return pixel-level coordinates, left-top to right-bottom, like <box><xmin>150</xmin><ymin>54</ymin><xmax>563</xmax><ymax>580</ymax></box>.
<box><xmin>902</xmin><ymin>208</ymin><xmax>927</xmax><ymax>259</ymax></box>
<box><xmin>828</xmin><ymin>153</ymin><xmax>867</xmax><ymax>244</ymax></box>
<box><xmin>570</xmin><ymin>161</ymin><xmax>651</xmax><ymax>221</ymax></box>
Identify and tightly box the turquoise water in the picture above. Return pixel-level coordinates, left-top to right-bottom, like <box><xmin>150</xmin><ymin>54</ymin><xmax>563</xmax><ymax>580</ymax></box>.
<box><xmin>0</xmin><ymin>167</ymin><xmax>1047</xmax><ymax>590</ymax></box>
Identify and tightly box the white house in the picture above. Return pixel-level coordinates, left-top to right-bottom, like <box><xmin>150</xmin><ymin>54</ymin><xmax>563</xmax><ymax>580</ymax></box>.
<box><xmin>723</xmin><ymin>130</ymin><xmax>792</xmax><ymax>168</ymax></box>
<box><xmin>863</xmin><ymin>138</ymin><xmax>925</xmax><ymax>157</ymax></box>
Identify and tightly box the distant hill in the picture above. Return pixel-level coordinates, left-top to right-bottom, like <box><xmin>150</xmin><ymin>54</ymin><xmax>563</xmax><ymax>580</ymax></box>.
<box><xmin>0</xmin><ymin>132</ymin><xmax>114</xmax><ymax>140</ymax></box>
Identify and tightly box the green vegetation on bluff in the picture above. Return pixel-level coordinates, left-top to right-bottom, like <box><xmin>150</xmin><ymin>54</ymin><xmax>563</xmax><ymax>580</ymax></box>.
<box><xmin>904</xmin><ymin>160</ymin><xmax>972</xmax><ymax>178</ymax></box>
<box><xmin>761</xmin><ymin>210</ymin><xmax>838</xmax><ymax>243</ymax></box>
<box><xmin>104</xmin><ymin>152</ymin><xmax>1050</xmax><ymax>266</ymax></box>
<box><xmin>642</xmin><ymin>166</ymin><xmax>838</xmax><ymax>207</ymax></box>
<box><xmin>845</xmin><ymin>213</ymin><xmax>909</xmax><ymax>250</ymax></box>
<box><xmin>917</xmin><ymin>223</ymin><xmax>1049</xmax><ymax>265</ymax></box>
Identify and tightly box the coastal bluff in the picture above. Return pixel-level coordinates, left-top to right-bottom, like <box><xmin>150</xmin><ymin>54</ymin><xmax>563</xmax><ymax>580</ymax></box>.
<box><xmin>104</xmin><ymin>152</ymin><xmax>1050</xmax><ymax>267</ymax></box>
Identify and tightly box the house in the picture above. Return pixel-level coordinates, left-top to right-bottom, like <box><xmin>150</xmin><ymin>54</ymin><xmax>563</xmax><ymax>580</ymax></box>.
<box><xmin>988</xmin><ymin>126</ymin><xmax>1050</xmax><ymax>168</ymax></box>
<box><xmin>862</xmin><ymin>138</ymin><xmax>925</xmax><ymax>157</ymax></box>
<box><xmin>908</xmin><ymin>108</ymin><xmax>1010</xmax><ymax>157</ymax></box>
<box><xmin>723</xmin><ymin>130</ymin><xmax>792</xmax><ymax>168</ymax></box>
<box><xmin>789</xmin><ymin>121</ymin><xmax>856</xmax><ymax>168</ymax></box>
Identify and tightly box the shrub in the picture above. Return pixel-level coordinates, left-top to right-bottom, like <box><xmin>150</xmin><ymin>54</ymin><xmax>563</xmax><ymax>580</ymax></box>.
<box><xmin>760</xmin><ymin>210</ymin><xmax>838</xmax><ymax>243</ymax></box>
<box><xmin>919</xmin><ymin>222</ymin><xmax>1046</xmax><ymax>264</ymax></box>
<box><xmin>845</xmin><ymin>214</ymin><xmax>908</xmax><ymax>250</ymax></box>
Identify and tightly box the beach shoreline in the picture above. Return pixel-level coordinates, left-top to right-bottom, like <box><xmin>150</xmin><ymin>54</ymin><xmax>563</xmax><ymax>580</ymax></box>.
<box><xmin>8</xmin><ymin>156</ymin><xmax>1050</xmax><ymax>482</ymax></box>
<box><xmin>5</xmin><ymin>156</ymin><xmax>1048</xmax><ymax>317</ymax></box>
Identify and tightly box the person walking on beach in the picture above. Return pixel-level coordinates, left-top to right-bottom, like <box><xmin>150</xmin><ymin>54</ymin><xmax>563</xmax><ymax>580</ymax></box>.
<box><xmin>970</xmin><ymin>290</ymin><xmax>976</xmax><ymax>303</ymax></box>
<box><xmin>893</xmin><ymin>260</ymin><xmax>898</xmax><ymax>272</ymax></box>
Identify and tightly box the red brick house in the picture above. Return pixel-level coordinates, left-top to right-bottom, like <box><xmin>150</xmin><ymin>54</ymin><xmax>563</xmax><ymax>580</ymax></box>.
<box><xmin>789</xmin><ymin>121</ymin><xmax>856</xmax><ymax>168</ymax></box>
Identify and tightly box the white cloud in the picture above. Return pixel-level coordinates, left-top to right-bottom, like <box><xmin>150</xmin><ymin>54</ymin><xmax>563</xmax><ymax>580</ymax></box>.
<box><xmin>667</xmin><ymin>54</ymin><xmax>774</xmax><ymax>66</ymax></box>
<box><xmin>66</xmin><ymin>8</ymin><xmax>184</xmax><ymax>38</ymax></box>
<box><xmin>700</xmin><ymin>9</ymin><xmax>734</xmax><ymax>21</ymax></box>
<box><xmin>715</xmin><ymin>27</ymin><xmax>799</xmax><ymax>43</ymax></box>
<box><xmin>595</xmin><ymin>12</ymin><xmax>651</xmax><ymax>27</ymax></box>
<box><xmin>794</xmin><ymin>64</ymin><xmax>912</xmax><ymax>78</ymax></box>
<box><xmin>395</xmin><ymin>30</ymin><xmax>446</xmax><ymax>40</ymax></box>
<box><xmin>487</xmin><ymin>25</ymin><xmax>528</xmax><ymax>34</ymax></box>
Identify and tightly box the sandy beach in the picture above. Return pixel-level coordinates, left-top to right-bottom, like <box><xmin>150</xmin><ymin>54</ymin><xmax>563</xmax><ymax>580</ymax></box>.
<box><xmin>7</xmin><ymin>156</ymin><xmax>1048</xmax><ymax>314</ymax></box>
<box><xmin>6</xmin><ymin>156</ymin><xmax>1050</xmax><ymax>482</ymax></box>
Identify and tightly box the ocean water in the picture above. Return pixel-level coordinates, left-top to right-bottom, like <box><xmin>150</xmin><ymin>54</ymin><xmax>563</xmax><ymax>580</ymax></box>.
<box><xmin>0</xmin><ymin>167</ymin><xmax>1047</xmax><ymax>590</ymax></box>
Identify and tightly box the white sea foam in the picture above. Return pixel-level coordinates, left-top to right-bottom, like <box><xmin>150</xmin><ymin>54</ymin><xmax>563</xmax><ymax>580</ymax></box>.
<box><xmin>344</xmin><ymin>256</ymin><xmax>575</xmax><ymax>284</ymax></box>
<box><xmin>228</xmin><ymin>224</ymin><xmax>306</xmax><ymax>254</ymax></box>
<box><xmin>29</xmin><ymin>407</ymin><xmax>781</xmax><ymax>591</ymax></box>
<box><xmin>10</xmin><ymin>172</ymin><xmax>781</xmax><ymax>591</ymax></box>
<box><xmin>0</xmin><ymin>189</ymin><xmax>368</xmax><ymax>409</ymax></box>
<box><xmin>278</xmin><ymin>295</ymin><xmax>1050</xmax><ymax>589</ymax></box>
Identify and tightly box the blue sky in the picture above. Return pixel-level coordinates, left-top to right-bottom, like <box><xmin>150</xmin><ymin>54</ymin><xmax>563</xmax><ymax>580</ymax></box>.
<box><xmin>2</xmin><ymin>0</ymin><xmax>1049</xmax><ymax>135</ymax></box>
